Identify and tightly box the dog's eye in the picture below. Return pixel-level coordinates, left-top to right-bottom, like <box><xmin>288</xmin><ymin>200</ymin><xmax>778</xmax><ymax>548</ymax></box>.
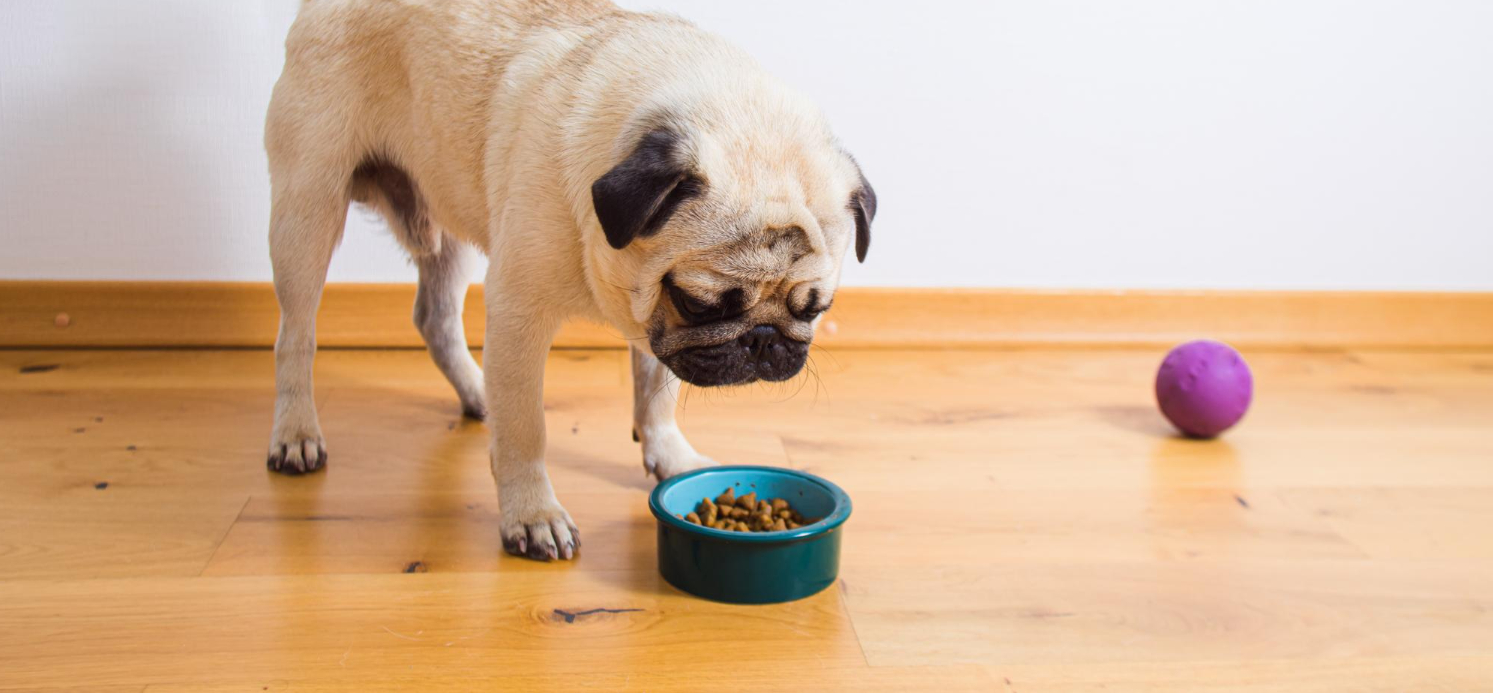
<box><xmin>791</xmin><ymin>288</ymin><xmax>829</xmax><ymax>322</ymax></box>
<box><xmin>677</xmin><ymin>293</ymin><xmax>713</xmax><ymax>320</ymax></box>
<box><xmin>793</xmin><ymin>305</ymin><xmax>826</xmax><ymax>322</ymax></box>
<box><xmin>663</xmin><ymin>275</ymin><xmax>721</xmax><ymax>323</ymax></box>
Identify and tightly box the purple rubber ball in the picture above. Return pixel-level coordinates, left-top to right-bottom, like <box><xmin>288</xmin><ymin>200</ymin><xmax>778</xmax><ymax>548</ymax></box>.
<box><xmin>1155</xmin><ymin>340</ymin><xmax>1252</xmax><ymax>439</ymax></box>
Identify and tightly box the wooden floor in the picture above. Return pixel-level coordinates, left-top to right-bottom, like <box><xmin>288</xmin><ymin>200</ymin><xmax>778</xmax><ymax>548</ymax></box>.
<box><xmin>2</xmin><ymin>346</ymin><xmax>1491</xmax><ymax>691</ymax></box>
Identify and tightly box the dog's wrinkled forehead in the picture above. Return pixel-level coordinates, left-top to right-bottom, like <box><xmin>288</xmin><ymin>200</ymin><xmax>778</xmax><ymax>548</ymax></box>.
<box><xmin>688</xmin><ymin>225</ymin><xmax>812</xmax><ymax>281</ymax></box>
<box><xmin>668</xmin><ymin>221</ymin><xmax>830</xmax><ymax>307</ymax></box>
<box><xmin>591</xmin><ymin>122</ymin><xmax>875</xmax><ymax>262</ymax></box>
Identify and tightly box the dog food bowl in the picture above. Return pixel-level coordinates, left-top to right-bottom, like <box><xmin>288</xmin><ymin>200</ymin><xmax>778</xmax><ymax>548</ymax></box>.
<box><xmin>649</xmin><ymin>465</ymin><xmax>851</xmax><ymax>604</ymax></box>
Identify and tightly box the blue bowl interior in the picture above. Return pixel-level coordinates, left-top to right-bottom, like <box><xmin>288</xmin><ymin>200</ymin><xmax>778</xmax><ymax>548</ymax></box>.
<box><xmin>655</xmin><ymin>467</ymin><xmax>841</xmax><ymax>530</ymax></box>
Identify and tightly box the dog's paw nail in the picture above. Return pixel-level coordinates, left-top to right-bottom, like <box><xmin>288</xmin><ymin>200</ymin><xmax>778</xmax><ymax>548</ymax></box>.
<box><xmin>503</xmin><ymin>535</ymin><xmax>527</xmax><ymax>556</ymax></box>
<box><xmin>632</xmin><ymin>428</ymin><xmax>640</xmax><ymax>442</ymax></box>
<box><xmin>527</xmin><ymin>541</ymin><xmax>556</xmax><ymax>561</ymax></box>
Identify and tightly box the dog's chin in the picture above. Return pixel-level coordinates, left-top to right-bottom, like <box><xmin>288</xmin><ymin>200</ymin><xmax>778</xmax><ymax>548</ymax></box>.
<box><xmin>658</xmin><ymin>342</ymin><xmax>809</xmax><ymax>388</ymax></box>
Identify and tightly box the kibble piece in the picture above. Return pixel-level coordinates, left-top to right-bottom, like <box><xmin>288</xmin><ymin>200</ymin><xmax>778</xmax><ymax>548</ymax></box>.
<box><xmin>786</xmin><ymin>521</ymin><xmax>800</xmax><ymax>529</ymax></box>
<box><xmin>736</xmin><ymin>492</ymin><xmax>757</xmax><ymax>510</ymax></box>
<box><xmin>771</xmin><ymin>498</ymin><xmax>789</xmax><ymax>512</ymax></box>
<box><xmin>715</xmin><ymin>488</ymin><xmax>735</xmax><ymax>506</ymax></box>
<box><xmin>703</xmin><ymin>505</ymin><xmax>718</xmax><ymax>524</ymax></box>
<box><xmin>756</xmin><ymin>500</ymin><xmax>771</xmax><ymax>514</ymax></box>
<box><xmin>772</xmin><ymin>518</ymin><xmax>787</xmax><ymax>531</ymax></box>
<box><xmin>685</xmin><ymin>512</ymin><xmax>701</xmax><ymax>524</ymax></box>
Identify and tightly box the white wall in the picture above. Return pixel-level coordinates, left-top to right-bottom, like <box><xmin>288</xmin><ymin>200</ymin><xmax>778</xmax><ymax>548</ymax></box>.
<box><xmin>3</xmin><ymin>1</ymin><xmax>1490</xmax><ymax>290</ymax></box>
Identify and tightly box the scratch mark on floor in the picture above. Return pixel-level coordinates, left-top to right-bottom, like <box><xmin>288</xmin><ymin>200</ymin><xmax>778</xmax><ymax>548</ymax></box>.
<box><xmin>380</xmin><ymin>625</ymin><xmax>422</xmax><ymax>641</ymax></box>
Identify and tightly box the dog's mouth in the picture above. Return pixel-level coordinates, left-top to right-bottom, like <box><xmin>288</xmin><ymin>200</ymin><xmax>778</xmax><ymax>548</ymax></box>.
<box><xmin>656</xmin><ymin>325</ymin><xmax>809</xmax><ymax>387</ymax></box>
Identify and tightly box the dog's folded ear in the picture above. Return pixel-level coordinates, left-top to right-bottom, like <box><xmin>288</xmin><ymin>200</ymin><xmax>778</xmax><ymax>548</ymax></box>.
<box><xmin>591</xmin><ymin>129</ymin><xmax>703</xmax><ymax>250</ymax></box>
<box><xmin>850</xmin><ymin>168</ymin><xmax>877</xmax><ymax>263</ymax></box>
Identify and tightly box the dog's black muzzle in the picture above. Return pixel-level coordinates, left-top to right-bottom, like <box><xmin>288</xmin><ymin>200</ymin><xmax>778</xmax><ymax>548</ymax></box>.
<box><xmin>661</xmin><ymin>325</ymin><xmax>809</xmax><ymax>387</ymax></box>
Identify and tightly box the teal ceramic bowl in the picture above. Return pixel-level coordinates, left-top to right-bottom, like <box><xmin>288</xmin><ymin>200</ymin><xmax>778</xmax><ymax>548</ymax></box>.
<box><xmin>649</xmin><ymin>465</ymin><xmax>851</xmax><ymax>604</ymax></box>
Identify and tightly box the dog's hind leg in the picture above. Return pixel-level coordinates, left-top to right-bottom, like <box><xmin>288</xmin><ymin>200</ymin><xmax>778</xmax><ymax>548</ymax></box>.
<box><xmin>266</xmin><ymin>170</ymin><xmax>348</xmax><ymax>475</ymax></box>
<box><xmin>414</xmin><ymin>238</ymin><xmax>486</xmax><ymax>420</ymax></box>
<box><xmin>347</xmin><ymin>156</ymin><xmax>486</xmax><ymax>420</ymax></box>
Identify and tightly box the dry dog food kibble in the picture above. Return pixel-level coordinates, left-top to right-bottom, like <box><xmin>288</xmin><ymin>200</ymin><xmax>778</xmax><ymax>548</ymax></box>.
<box><xmin>678</xmin><ymin>487</ymin><xmax>818</xmax><ymax>532</ymax></box>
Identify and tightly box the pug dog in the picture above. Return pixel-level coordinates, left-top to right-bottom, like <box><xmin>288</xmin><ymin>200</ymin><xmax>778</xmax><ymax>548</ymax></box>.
<box><xmin>263</xmin><ymin>0</ymin><xmax>876</xmax><ymax>561</ymax></box>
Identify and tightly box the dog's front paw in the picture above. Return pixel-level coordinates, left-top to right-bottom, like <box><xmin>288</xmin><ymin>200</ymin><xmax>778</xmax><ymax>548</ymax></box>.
<box><xmin>641</xmin><ymin>428</ymin><xmax>717</xmax><ymax>481</ymax></box>
<box><xmin>267</xmin><ymin>418</ymin><xmax>327</xmax><ymax>475</ymax></box>
<box><xmin>500</xmin><ymin>498</ymin><xmax>579</xmax><ymax>561</ymax></box>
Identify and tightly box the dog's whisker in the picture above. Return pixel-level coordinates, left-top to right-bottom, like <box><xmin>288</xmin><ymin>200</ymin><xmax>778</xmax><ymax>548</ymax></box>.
<box><xmin>781</xmin><ymin>368</ymin><xmax>811</xmax><ymax>404</ymax></box>
<box><xmin>808</xmin><ymin>342</ymin><xmax>843</xmax><ymax>371</ymax></box>
<box><xmin>597</xmin><ymin>278</ymin><xmax>644</xmax><ymax>295</ymax></box>
<box><xmin>806</xmin><ymin>353</ymin><xmax>828</xmax><ymax>406</ymax></box>
<box><xmin>643</xmin><ymin>368</ymin><xmax>677</xmax><ymax>411</ymax></box>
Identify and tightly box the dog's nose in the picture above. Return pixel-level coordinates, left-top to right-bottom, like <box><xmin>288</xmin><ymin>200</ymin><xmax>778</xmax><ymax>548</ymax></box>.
<box><xmin>737</xmin><ymin>325</ymin><xmax>782</xmax><ymax>359</ymax></box>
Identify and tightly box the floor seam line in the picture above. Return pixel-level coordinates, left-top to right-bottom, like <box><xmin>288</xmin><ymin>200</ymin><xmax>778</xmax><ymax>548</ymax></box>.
<box><xmin>842</xmin><ymin>582</ymin><xmax>873</xmax><ymax>667</ymax></box>
<box><xmin>198</xmin><ymin>495</ymin><xmax>252</xmax><ymax>577</ymax></box>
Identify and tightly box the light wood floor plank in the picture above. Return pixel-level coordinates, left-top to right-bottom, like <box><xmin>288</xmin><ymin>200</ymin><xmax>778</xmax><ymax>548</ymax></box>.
<box><xmin>138</xmin><ymin>666</ymin><xmax>997</xmax><ymax>693</ymax></box>
<box><xmin>844</xmin><ymin>560</ymin><xmax>1493</xmax><ymax>667</ymax></box>
<box><xmin>0</xmin><ymin>572</ymin><xmax>861</xmax><ymax>688</ymax></box>
<box><xmin>987</xmin><ymin>656</ymin><xmax>1493</xmax><ymax>692</ymax></box>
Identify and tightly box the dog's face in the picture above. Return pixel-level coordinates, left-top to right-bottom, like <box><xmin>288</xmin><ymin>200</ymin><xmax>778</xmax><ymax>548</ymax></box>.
<box><xmin>592</xmin><ymin>125</ymin><xmax>876</xmax><ymax>387</ymax></box>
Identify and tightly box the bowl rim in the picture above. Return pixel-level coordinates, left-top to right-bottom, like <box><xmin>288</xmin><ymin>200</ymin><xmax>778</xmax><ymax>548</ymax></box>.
<box><xmin>648</xmin><ymin>465</ymin><xmax>852</xmax><ymax>543</ymax></box>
